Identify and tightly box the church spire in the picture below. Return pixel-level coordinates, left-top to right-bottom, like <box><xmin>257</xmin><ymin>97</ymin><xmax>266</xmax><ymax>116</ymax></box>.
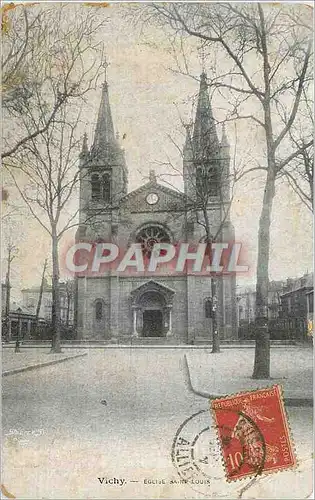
<box><xmin>90</xmin><ymin>60</ymin><xmax>116</xmax><ymax>159</ymax></box>
<box><xmin>192</xmin><ymin>71</ymin><xmax>219</xmax><ymax>160</ymax></box>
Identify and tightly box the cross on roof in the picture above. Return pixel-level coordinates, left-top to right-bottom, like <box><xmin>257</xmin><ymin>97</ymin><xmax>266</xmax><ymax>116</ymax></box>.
<box><xmin>101</xmin><ymin>56</ymin><xmax>110</xmax><ymax>83</ymax></box>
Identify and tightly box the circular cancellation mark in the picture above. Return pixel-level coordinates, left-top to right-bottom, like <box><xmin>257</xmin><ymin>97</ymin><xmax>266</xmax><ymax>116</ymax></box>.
<box><xmin>172</xmin><ymin>409</ymin><xmax>229</xmax><ymax>496</ymax></box>
<box><xmin>171</xmin><ymin>408</ymin><xmax>265</xmax><ymax>497</ymax></box>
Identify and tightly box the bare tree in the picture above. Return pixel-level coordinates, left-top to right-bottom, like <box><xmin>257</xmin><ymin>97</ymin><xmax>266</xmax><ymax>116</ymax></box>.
<box><xmin>137</xmin><ymin>2</ymin><xmax>313</xmax><ymax>378</ymax></box>
<box><xmin>5</xmin><ymin>102</ymin><xmax>86</xmax><ymax>353</ymax></box>
<box><xmin>5</xmin><ymin>98</ymin><xmax>120</xmax><ymax>351</ymax></box>
<box><xmin>3</xmin><ymin>3</ymin><xmax>110</xmax><ymax>352</ymax></box>
<box><xmin>279</xmin><ymin>86</ymin><xmax>313</xmax><ymax>212</ymax></box>
<box><xmin>2</xmin><ymin>3</ymin><xmax>108</xmax><ymax>159</ymax></box>
<box><xmin>1</xmin><ymin>184</ymin><xmax>26</xmax><ymax>221</ymax></box>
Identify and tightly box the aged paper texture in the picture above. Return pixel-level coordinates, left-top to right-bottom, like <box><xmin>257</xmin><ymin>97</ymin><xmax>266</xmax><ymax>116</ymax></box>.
<box><xmin>1</xmin><ymin>2</ymin><xmax>313</xmax><ymax>499</ymax></box>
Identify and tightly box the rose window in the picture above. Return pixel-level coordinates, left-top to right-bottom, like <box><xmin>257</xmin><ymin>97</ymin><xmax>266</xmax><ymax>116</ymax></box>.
<box><xmin>136</xmin><ymin>226</ymin><xmax>170</xmax><ymax>257</ymax></box>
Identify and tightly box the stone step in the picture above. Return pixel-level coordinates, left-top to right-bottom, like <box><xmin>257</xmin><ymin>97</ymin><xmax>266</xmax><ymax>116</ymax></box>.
<box><xmin>127</xmin><ymin>337</ymin><xmax>180</xmax><ymax>345</ymax></box>
<box><xmin>11</xmin><ymin>338</ymin><xmax>300</xmax><ymax>348</ymax></box>
<box><xmin>18</xmin><ymin>337</ymin><xmax>180</xmax><ymax>346</ymax></box>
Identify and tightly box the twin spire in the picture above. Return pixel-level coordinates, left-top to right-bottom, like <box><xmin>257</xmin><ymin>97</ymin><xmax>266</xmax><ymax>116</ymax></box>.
<box><xmin>80</xmin><ymin>58</ymin><xmax>118</xmax><ymax>161</ymax></box>
<box><xmin>183</xmin><ymin>71</ymin><xmax>229</xmax><ymax>162</ymax></box>
<box><xmin>90</xmin><ymin>80</ymin><xmax>116</xmax><ymax>157</ymax></box>
<box><xmin>81</xmin><ymin>66</ymin><xmax>229</xmax><ymax>164</ymax></box>
<box><xmin>193</xmin><ymin>71</ymin><xmax>219</xmax><ymax>155</ymax></box>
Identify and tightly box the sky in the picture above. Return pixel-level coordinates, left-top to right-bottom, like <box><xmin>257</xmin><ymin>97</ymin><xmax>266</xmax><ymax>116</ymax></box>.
<box><xmin>2</xmin><ymin>2</ymin><xmax>313</xmax><ymax>301</ymax></box>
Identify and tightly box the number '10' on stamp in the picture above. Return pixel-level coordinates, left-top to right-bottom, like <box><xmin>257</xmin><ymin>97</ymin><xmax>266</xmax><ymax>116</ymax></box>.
<box><xmin>211</xmin><ymin>384</ymin><xmax>297</xmax><ymax>481</ymax></box>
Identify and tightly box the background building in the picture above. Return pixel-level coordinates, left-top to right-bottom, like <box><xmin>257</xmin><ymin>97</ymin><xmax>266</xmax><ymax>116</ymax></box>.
<box><xmin>280</xmin><ymin>273</ymin><xmax>313</xmax><ymax>341</ymax></box>
<box><xmin>22</xmin><ymin>279</ymin><xmax>75</xmax><ymax>326</ymax></box>
<box><xmin>2</xmin><ymin>283</ymin><xmax>46</xmax><ymax>341</ymax></box>
<box><xmin>237</xmin><ymin>272</ymin><xmax>313</xmax><ymax>341</ymax></box>
<box><xmin>237</xmin><ymin>280</ymin><xmax>285</xmax><ymax>325</ymax></box>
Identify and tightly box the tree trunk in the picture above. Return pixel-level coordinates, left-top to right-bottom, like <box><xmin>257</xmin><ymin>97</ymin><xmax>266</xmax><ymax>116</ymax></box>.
<box><xmin>211</xmin><ymin>277</ymin><xmax>220</xmax><ymax>353</ymax></box>
<box><xmin>35</xmin><ymin>258</ymin><xmax>47</xmax><ymax>335</ymax></box>
<box><xmin>50</xmin><ymin>230</ymin><xmax>62</xmax><ymax>353</ymax></box>
<box><xmin>252</xmin><ymin>6</ymin><xmax>278</xmax><ymax>379</ymax></box>
<box><xmin>252</xmin><ymin>166</ymin><xmax>276</xmax><ymax>378</ymax></box>
<box><xmin>203</xmin><ymin>207</ymin><xmax>220</xmax><ymax>353</ymax></box>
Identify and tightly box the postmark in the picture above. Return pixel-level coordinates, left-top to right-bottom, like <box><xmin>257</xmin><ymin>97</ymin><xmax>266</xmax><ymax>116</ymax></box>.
<box><xmin>171</xmin><ymin>409</ymin><xmax>238</xmax><ymax>496</ymax></box>
<box><xmin>211</xmin><ymin>384</ymin><xmax>297</xmax><ymax>481</ymax></box>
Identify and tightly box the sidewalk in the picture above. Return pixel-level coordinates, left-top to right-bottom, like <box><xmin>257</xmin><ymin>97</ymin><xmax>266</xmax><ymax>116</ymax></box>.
<box><xmin>186</xmin><ymin>346</ymin><xmax>313</xmax><ymax>406</ymax></box>
<box><xmin>2</xmin><ymin>347</ymin><xmax>87</xmax><ymax>376</ymax></box>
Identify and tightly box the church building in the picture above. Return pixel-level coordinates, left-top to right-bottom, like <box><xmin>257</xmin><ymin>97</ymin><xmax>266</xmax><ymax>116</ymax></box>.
<box><xmin>75</xmin><ymin>71</ymin><xmax>237</xmax><ymax>344</ymax></box>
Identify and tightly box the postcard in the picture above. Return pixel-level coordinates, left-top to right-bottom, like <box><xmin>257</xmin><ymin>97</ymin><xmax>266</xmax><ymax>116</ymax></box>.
<box><xmin>1</xmin><ymin>2</ymin><xmax>313</xmax><ymax>499</ymax></box>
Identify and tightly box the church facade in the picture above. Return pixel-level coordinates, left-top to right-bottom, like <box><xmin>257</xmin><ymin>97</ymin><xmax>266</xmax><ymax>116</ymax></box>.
<box><xmin>75</xmin><ymin>72</ymin><xmax>237</xmax><ymax>344</ymax></box>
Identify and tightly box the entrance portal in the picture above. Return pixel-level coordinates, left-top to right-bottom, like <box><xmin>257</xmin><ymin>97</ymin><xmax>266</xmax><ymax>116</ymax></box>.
<box><xmin>143</xmin><ymin>310</ymin><xmax>163</xmax><ymax>337</ymax></box>
<box><xmin>131</xmin><ymin>281</ymin><xmax>175</xmax><ymax>338</ymax></box>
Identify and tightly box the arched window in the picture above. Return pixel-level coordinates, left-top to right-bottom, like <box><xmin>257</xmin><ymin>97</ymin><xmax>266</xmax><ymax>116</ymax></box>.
<box><xmin>95</xmin><ymin>300</ymin><xmax>103</xmax><ymax>321</ymax></box>
<box><xmin>91</xmin><ymin>174</ymin><xmax>101</xmax><ymax>200</ymax></box>
<box><xmin>102</xmin><ymin>174</ymin><xmax>111</xmax><ymax>202</ymax></box>
<box><xmin>205</xmin><ymin>298</ymin><xmax>213</xmax><ymax>318</ymax></box>
<box><xmin>135</xmin><ymin>225</ymin><xmax>171</xmax><ymax>258</ymax></box>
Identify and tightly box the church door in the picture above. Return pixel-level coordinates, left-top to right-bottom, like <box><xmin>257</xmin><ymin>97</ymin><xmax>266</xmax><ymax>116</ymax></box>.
<box><xmin>142</xmin><ymin>310</ymin><xmax>163</xmax><ymax>337</ymax></box>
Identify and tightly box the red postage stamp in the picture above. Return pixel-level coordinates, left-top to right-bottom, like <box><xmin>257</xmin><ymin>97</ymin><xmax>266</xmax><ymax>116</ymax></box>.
<box><xmin>211</xmin><ymin>384</ymin><xmax>297</xmax><ymax>481</ymax></box>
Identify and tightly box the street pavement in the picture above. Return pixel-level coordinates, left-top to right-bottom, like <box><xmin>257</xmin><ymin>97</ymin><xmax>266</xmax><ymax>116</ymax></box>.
<box><xmin>2</xmin><ymin>349</ymin><xmax>313</xmax><ymax>499</ymax></box>
<box><xmin>2</xmin><ymin>348</ymin><xmax>87</xmax><ymax>375</ymax></box>
<box><xmin>186</xmin><ymin>346</ymin><xmax>313</xmax><ymax>404</ymax></box>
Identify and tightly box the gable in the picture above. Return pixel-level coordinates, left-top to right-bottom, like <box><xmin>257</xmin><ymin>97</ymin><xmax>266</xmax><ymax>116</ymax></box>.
<box><xmin>119</xmin><ymin>181</ymin><xmax>186</xmax><ymax>213</ymax></box>
<box><xmin>130</xmin><ymin>280</ymin><xmax>175</xmax><ymax>305</ymax></box>
<box><xmin>131</xmin><ymin>279</ymin><xmax>175</xmax><ymax>295</ymax></box>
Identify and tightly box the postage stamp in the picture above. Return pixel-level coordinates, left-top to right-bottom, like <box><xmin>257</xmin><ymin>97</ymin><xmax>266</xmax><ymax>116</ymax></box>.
<box><xmin>211</xmin><ymin>384</ymin><xmax>297</xmax><ymax>481</ymax></box>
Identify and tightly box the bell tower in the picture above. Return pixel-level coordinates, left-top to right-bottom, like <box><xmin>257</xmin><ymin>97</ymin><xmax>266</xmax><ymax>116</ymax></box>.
<box><xmin>183</xmin><ymin>71</ymin><xmax>226</xmax><ymax>206</ymax></box>
<box><xmin>183</xmin><ymin>71</ymin><xmax>233</xmax><ymax>231</ymax></box>
<box><xmin>183</xmin><ymin>72</ymin><xmax>236</xmax><ymax>339</ymax></box>
<box><xmin>78</xmin><ymin>64</ymin><xmax>128</xmax><ymax>233</ymax></box>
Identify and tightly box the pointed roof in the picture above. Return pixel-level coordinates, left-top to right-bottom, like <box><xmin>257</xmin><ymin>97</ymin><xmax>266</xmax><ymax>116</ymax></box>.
<box><xmin>90</xmin><ymin>81</ymin><xmax>117</xmax><ymax>159</ymax></box>
<box><xmin>192</xmin><ymin>71</ymin><xmax>219</xmax><ymax>160</ymax></box>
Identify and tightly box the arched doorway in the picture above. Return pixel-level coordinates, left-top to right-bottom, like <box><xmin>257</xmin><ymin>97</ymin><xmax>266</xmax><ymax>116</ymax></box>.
<box><xmin>140</xmin><ymin>291</ymin><xmax>165</xmax><ymax>337</ymax></box>
<box><xmin>130</xmin><ymin>280</ymin><xmax>175</xmax><ymax>338</ymax></box>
